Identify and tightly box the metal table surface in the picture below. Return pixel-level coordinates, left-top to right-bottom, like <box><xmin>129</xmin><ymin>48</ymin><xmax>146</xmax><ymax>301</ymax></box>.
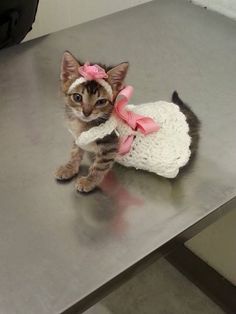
<box><xmin>0</xmin><ymin>0</ymin><xmax>236</xmax><ymax>313</ymax></box>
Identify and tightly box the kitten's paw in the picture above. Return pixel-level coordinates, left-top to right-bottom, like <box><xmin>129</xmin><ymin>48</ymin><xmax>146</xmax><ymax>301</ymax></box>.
<box><xmin>55</xmin><ymin>163</ymin><xmax>79</xmax><ymax>180</ymax></box>
<box><xmin>75</xmin><ymin>177</ymin><xmax>97</xmax><ymax>193</ymax></box>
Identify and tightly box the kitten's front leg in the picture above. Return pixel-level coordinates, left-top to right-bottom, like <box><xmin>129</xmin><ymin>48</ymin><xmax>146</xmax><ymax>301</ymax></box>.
<box><xmin>55</xmin><ymin>142</ymin><xmax>84</xmax><ymax>180</ymax></box>
<box><xmin>76</xmin><ymin>133</ymin><xmax>118</xmax><ymax>193</ymax></box>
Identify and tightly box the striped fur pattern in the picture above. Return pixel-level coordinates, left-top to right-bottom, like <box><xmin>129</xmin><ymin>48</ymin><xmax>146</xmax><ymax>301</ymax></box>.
<box><xmin>76</xmin><ymin>132</ymin><xmax>119</xmax><ymax>192</ymax></box>
<box><xmin>55</xmin><ymin>51</ymin><xmax>128</xmax><ymax>192</ymax></box>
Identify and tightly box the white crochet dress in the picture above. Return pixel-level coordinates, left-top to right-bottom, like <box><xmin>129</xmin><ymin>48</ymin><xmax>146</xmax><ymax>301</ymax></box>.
<box><xmin>76</xmin><ymin>101</ymin><xmax>191</xmax><ymax>178</ymax></box>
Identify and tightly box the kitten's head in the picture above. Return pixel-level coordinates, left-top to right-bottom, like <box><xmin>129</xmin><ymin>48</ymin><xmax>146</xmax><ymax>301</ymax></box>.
<box><xmin>60</xmin><ymin>51</ymin><xmax>129</xmax><ymax>123</ymax></box>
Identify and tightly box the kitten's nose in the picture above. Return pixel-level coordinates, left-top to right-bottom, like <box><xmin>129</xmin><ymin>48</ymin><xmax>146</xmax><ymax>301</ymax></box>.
<box><xmin>82</xmin><ymin>109</ymin><xmax>92</xmax><ymax>117</ymax></box>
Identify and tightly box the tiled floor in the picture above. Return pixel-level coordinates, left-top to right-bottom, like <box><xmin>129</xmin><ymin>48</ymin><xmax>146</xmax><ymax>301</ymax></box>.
<box><xmin>85</xmin><ymin>258</ymin><xmax>223</xmax><ymax>314</ymax></box>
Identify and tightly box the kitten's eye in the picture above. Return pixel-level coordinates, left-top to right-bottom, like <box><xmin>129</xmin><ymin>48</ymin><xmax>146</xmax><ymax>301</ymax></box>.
<box><xmin>72</xmin><ymin>93</ymin><xmax>82</xmax><ymax>103</ymax></box>
<box><xmin>95</xmin><ymin>98</ymin><xmax>107</xmax><ymax>107</ymax></box>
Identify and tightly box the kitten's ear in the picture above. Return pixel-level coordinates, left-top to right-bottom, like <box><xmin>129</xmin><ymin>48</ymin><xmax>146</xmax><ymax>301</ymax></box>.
<box><xmin>107</xmin><ymin>62</ymin><xmax>129</xmax><ymax>91</ymax></box>
<box><xmin>60</xmin><ymin>51</ymin><xmax>81</xmax><ymax>81</ymax></box>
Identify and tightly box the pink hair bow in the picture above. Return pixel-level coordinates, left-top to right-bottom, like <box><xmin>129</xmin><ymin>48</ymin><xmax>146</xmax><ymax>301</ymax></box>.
<box><xmin>78</xmin><ymin>62</ymin><xmax>108</xmax><ymax>80</ymax></box>
<box><xmin>115</xmin><ymin>86</ymin><xmax>160</xmax><ymax>155</ymax></box>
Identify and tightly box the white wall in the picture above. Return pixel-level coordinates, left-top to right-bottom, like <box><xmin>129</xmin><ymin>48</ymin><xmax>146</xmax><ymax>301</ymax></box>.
<box><xmin>25</xmin><ymin>0</ymin><xmax>152</xmax><ymax>41</ymax></box>
<box><xmin>192</xmin><ymin>0</ymin><xmax>236</xmax><ymax>20</ymax></box>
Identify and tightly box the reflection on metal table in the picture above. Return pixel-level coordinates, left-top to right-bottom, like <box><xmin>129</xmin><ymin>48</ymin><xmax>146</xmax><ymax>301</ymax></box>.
<box><xmin>0</xmin><ymin>0</ymin><xmax>236</xmax><ymax>313</ymax></box>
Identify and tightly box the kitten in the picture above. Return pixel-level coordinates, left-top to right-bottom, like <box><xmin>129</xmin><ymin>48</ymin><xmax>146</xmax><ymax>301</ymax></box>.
<box><xmin>55</xmin><ymin>51</ymin><xmax>200</xmax><ymax>192</ymax></box>
<box><xmin>55</xmin><ymin>51</ymin><xmax>128</xmax><ymax>192</ymax></box>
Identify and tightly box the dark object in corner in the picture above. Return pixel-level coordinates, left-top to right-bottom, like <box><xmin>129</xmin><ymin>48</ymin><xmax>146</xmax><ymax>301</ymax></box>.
<box><xmin>0</xmin><ymin>0</ymin><xmax>39</xmax><ymax>49</ymax></box>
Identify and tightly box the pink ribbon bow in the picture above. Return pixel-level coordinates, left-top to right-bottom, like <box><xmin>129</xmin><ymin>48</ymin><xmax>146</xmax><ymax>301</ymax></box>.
<box><xmin>78</xmin><ymin>62</ymin><xmax>108</xmax><ymax>80</ymax></box>
<box><xmin>115</xmin><ymin>86</ymin><xmax>160</xmax><ymax>155</ymax></box>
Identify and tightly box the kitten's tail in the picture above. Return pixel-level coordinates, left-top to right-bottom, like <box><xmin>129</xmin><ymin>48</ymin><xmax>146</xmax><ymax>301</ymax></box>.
<box><xmin>172</xmin><ymin>90</ymin><xmax>200</xmax><ymax>154</ymax></box>
<box><xmin>172</xmin><ymin>90</ymin><xmax>182</xmax><ymax>105</ymax></box>
<box><xmin>172</xmin><ymin>91</ymin><xmax>195</xmax><ymax>114</ymax></box>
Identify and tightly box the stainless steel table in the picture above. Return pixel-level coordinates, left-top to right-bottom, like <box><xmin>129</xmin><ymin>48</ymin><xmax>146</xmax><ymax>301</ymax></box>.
<box><xmin>0</xmin><ymin>0</ymin><xmax>236</xmax><ymax>313</ymax></box>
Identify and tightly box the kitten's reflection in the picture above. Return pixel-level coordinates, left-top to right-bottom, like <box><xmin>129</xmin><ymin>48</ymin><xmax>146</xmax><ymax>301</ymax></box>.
<box><xmin>73</xmin><ymin>170</ymin><xmax>144</xmax><ymax>242</ymax></box>
<box><xmin>72</xmin><ymin>150</ymin><xmax>235</xmax><ymax>246</ymax></box>
<box><xmin>73</xmin><ymin>164</ymin><xmax>180</xmax><ymax>245</ymax></box>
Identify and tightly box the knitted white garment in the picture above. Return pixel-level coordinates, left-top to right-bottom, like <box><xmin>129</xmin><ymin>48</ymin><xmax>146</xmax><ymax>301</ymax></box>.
<box><xmin>76</xmin><ymin>101</ymin><xmax>191</xmax><ymax>178</ymax></box>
